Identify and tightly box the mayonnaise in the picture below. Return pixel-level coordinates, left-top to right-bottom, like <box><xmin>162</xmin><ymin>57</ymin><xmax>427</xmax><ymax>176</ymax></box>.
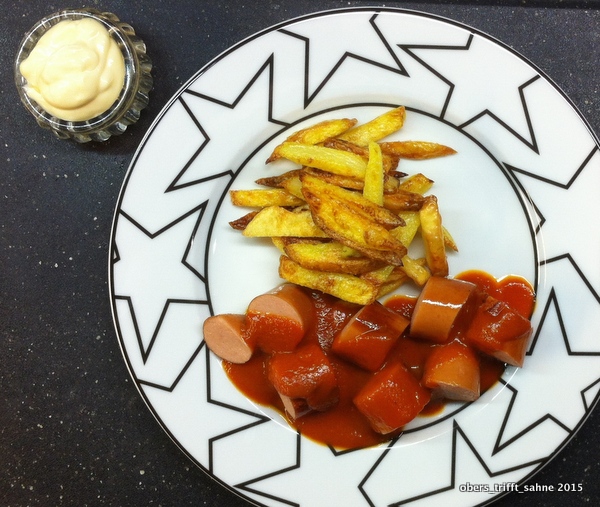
<box><xmin>19</xmin><ymin>18</ymin><xmax>126</xmax><ymax>121</ymax></box>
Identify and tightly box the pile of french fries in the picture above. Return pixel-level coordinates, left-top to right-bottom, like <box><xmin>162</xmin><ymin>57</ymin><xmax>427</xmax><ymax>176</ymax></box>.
<box><xmin>228</xmin><ymin>106</ymin><xmax>458</xmax><ymax>305</ymax></box>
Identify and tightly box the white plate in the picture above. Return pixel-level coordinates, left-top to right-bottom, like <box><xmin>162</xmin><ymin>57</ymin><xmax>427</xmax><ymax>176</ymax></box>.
<box><xmin>109</xmin><ymin>7</ymin><xmax>600</xmax><ymax>506</ymax></box>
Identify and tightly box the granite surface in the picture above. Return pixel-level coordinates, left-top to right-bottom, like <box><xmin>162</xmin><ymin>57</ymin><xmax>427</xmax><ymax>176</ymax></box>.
<box><xmin>2</xmin><ymin>1</ymin><xmax>599</xmax><ymax>506</ymax></box>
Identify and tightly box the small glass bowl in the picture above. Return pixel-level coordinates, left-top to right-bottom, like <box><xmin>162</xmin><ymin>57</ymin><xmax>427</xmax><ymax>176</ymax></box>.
<box><xmin>14</xmin><ymin>8</ymin><xmax>153</xmax><ymax>143</ymax></box>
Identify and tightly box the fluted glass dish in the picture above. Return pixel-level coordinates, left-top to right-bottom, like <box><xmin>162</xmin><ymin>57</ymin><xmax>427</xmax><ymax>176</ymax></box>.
<box><xmin>14</xmin><ymin>8</ymin><xmax>152</xmax><ymax>142</ymax></box>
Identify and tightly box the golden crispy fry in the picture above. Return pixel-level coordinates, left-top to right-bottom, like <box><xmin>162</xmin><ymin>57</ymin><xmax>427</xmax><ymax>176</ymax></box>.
<box><xmin>279</xmin><ymin>255</ymin><xmax>380</xmax><ymax>305</ymax></box>
<box><xmin>383</xmin><ymin>189</ymin><xmax>425</xmax><ymax>212</ymax></box>
<box><xmin>280</xmin><ymin>175</ymin><xmax>304</xmax><ymax>200</ymax></box>
<box><xmin>271</xmin><ymin>236</ymin><xmax>288</xmax><ymax>253</ymax></box>
<box><xmin>382</xmin><ymin>174</ymin><xmax>401</xmax><ymax>194</ymax></box>
<box><xmin>419</xmin><ymin>195</ymin><xmax>448</xmax><ymax>276</ymax></box>
<box><xmin>229</xmin><ymin>211</ymin><xmax>259</xmax><ymax>231</ymax></box>
<box><xmin>267</xmin><ymin>118</ymin><xmax>358</xmax><ymax>162</ymax></box>
<box><xmin>303</xmin><ymin>167</ymin><xmax>364</xmax><ymax>191</ymax></box>
<box><xmin>400</xmin><ymin>255</ymin><xmax>430</xmax><ymax>286</ymax></box>
<box><xmin>363</xmin><ymin>142</ymin><xmax>384</xmax><ymax>206</ymax></box>
<box><xmin>275</xmin><ymin>142</ymin><xmax>367</xmax><ymax>178</ymax></box>
<box><xmin>360</xmin><ymin>264</ymin><xmax>395</xmax><ymax>285</ymax></box>
<box><xmin>284</xmin><ymin>240</ymin><xmax>383</xmax><ymax>275</ymax></box>
<box><xmin>304</xmin><ymin>166</ymin><xmax>400</xmax><ymax>194</ymax></box>
<box><xmin>274</xmin><ymin>236</ymin><xmax>324</xmax><ymax>248</ymax></box>
<box><xmin>337</xmin><ymin>106</ymin><xmax>406</xmax><ymax>146</ymax></box>
<box><xmin>398</xmin><ymin>173</ymin><xmax>434</xmax><ymax>194</ymax></box>
<box><xmin>300</xmin><ymin>173</ymin><xmax>404</xmax><ymax>229</ymax></box>
<box><xmin>272</xmin><ymin>236</ymin><xmax>325</xmax><ymax>254</ymax></box>
<box><xmin>230</xmin><ymin>188</ymin><xmax>305</xmax><ymax>208</ymax></box>
<box><xmin>380</xmin><ymin>140</ymin><xmax>457</xmax><ymax>159</ymax></box>
<box><xmin>322</xmin><ymin>138</ymin><xmax>368</xmax><ymax>156</ymax></box>
<box><xmin>376</xmin><ymin>266</ymin><xmax>410</xmax><ymax>298</ymax></box>
<box><xmin>242</xmin><ymin>206</ymin><xmax>328</xmax><ymax>238</ymax></box>
<box><xmin>390</xmin><ymin>211</ymin><xmax>421</xmax><ymax>247</ymax></box>
<box><xmin>303</xmin><ymin>194</ymin><xmax>407</xmax><ymax>265</ymax></box>
<box><xmin>322</xmin><ymin>138</ymin><xmax>401</xmax><ymax>173</ymax></box>
<box><xmin>255</xmin><ymin>168</ymin><xmax>303</xmax><ymax>188</ymax></box>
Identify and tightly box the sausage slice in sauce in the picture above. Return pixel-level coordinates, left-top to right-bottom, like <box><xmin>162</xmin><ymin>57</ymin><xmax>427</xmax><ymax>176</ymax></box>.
<box><xmin>464</xmin><ymin>295</ymin><xmax>533</xmax><ymax>367</ymax></box>
<box><xmin>268</xmin><ymin>343</ymin><xmax>339</xmax><ymax>420</ymax></box>
<box><xmin>410</xmin><ymin>276</ymin><xmax>481</xmax><ymax>343</ymax></box>
<box><xmin>354</xmin><ymin>361</ymin><xmax>430</xmax><ymax>434</ymax></box>
<box><xmin>422</xmin><ymin>340</ymin><xmax>480</xmax><ymax>401</ymax></box>
<box><xmin>246</xmin><ymin>283</ymin><xmax>315</xmax><ymax>353</ymax></box>
<box><xmin>203</xmin><ymin>314</ymin><xmax>254</xmax><ymax>364</ymax></box>
<box><xmin>332</xmin><ymin>301</ymin><xmax>409</xmax><ymax>371</ymax></box>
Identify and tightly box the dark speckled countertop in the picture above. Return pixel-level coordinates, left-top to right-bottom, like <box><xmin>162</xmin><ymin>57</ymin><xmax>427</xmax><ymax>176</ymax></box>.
<box><xmin>2</xmin><ymin>1</ymin><xmax>600</xmax><ymax>506</ymax></box>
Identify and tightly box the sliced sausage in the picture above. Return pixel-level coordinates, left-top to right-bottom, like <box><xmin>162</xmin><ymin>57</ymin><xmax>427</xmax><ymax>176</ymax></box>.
<box><xmin>278</xmin><ymin>387</ymin><xmax>340</xmax><ymax>421</ymax></box>
<box><xmin>278</xmin><ymin>394</ymin><xmax>311</xmax><ymax>421</ymax></box>
<box><xmin>422</xmin><ymin>340</ymin><xmax>480</xmax><ymax>401</ymax></box>
<box><xmin>353</xmin><ymin>361</ymin><xmax>431</xmax><ymax>434</ymax></box>
<box><xmin>464</xmin><ymin>296</ymin><xmax>533</xmax><ymax>367</ymax></box>
<box><xmin>246</xmin><ymin>283</ymin><xmax>315</xmax><ymax>353</ymax></box>
<box><xmin>410</xmin><ymin>276</ymin><xmax>481</xmax><ymax>343</ymax></box>
<box><xmin>332</xmin><ymin>301</ymin><xmax>410</xmax><ymax>371</ymax></box>
<box><xmin>267</xmin><ymin>343</ymin><xmax>339</xmax><ymax>419</ymax></box>
<box><xmin>491</xmin><ymin>334</ymin><xmax>531</xmax><ymax>368</ymax></box>
<box><xmin>203</xmin><ymin>314</ymin><xmax>254</xmax><ymax>363</ymax></box>
<box><xmin>267</xmin><ymin>344</ymin><xmax>337</xmax><ymax>399</ymax></box>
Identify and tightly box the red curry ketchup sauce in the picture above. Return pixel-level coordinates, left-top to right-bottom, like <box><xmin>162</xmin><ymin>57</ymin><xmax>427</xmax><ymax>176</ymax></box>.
<box><xmin>455</xmin><ymin>270</ymin><xmax>535</xmax><ymax>319</ymax></box>
<box><xmin>222</xmin><ymin>271</ymin><xmax>535</xmax><ymax>450</ymax></box>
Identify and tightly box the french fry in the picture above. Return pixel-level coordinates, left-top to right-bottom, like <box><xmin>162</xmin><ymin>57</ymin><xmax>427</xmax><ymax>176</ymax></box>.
<box><xmin>400</xmin><ymin>255</ymin><xmax>430</xmax><ymax>286</ymax></box>
<box><xmin>360</xmin><ymin>264</ymin><xmax>395</xmax><ymax>286</ymax></box>
<box><xmin>242</xmin><ymin>206</ymin><xmax>329</xmax><ymax>238</ymax></box>
<box><xmin>304</xmin><ymin>166</ymin><xmax>400</xmax><ymax>194</ymax></box>
<box><xmin>279</xmin><ymin>255</ymin><xmax>380</xmax><ymax>305</ymax></box>
<box><xmin>391</xmin><ymin>211</ymin><xmax>420</xmax><ymax>247</ymax></box>
<box><xmin>376</xmin><ymin>266</ymin><xmax>410</xmax><ymax>297</ymax></box>
<box><xmin>380</xmin><ymin>140</ymin><xmax>457</xmax><ymax>159</ymax></box>
<box><xmin>303</xmin><ymin>192</ymin><xmax>407</xmax><ymax>265</ymax></box>
<box><xmin>283</xmin><ymin>240</ymin><xmax>383</xmax><ymax>275</ymax></box>
<box><xmin>271</xmin><ymin>236</ymin><xmax>288</xmax><ymax>253</ymax></box>
<box><xmin>322</xmin><ymin>138</ymin><xmax>401</xmax><ymax>173</ymax></box>
<box><xmin>398</xmin><ymin>173</ymin><xmax>434</xmax><ymax>195</ymax></box>
<box><xmin>272</xmin><ymin>236</ymin><xmax>321</xmax><ymax>248</ymax></box>
<box><xmin>300</xmin><ymin>173</ymin><xmax>403</xmax><ymax>229</ymax></box>
<box><xmin>337</xmin><ymin>106</ymin><xmax>406</xmax><ymax>146</ymax></box>
<box><xmin>419</xmin><ymin>195</ymin><xmax>449</xmax><ymax>276</ymax></box>
<box><xmin>255</xmin><ymin>168</ymin><xmax>303</xmax><ymax>188</ymax></box>
<box><xmin>275</xmin><ymin>142</ymin><xmax>368</xmax><ymax>179</ymax></box>
<box><xmin>303</xmin><ymin>167</ymin><xmax>365</xmax><ymax>192</ymax></box>
<box><xmin>363</xmin><ymin>142</ymin><xmax>384</xmax><ymax>206</ymax></box>
<box><xmin>383</xmin><ymin>189</ymin><xmax>425</xmax><ymax>212</ymax></box>
<box><xmin>229</xmin><ymin>211</ymin><xmax>259</xmax><ymax>231</ymax></box>
<box><xmin>280</xmin><ymin>175</ymin><xmax>304</xmax><ymax>200</ymax></box>
<box><xmin>230</xmin><ymin>188</ymin><xmax>305</xmax><ymax>208</ymax></box>
<box><xmin>267</xmin><ymin>118</ymin><xmax>358</xmax><ymax>162</ymax></box>
<box><xmin>322</xmin><ymin>138</ymin><xmax>369</xmax><ymax>157</ymax></box>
